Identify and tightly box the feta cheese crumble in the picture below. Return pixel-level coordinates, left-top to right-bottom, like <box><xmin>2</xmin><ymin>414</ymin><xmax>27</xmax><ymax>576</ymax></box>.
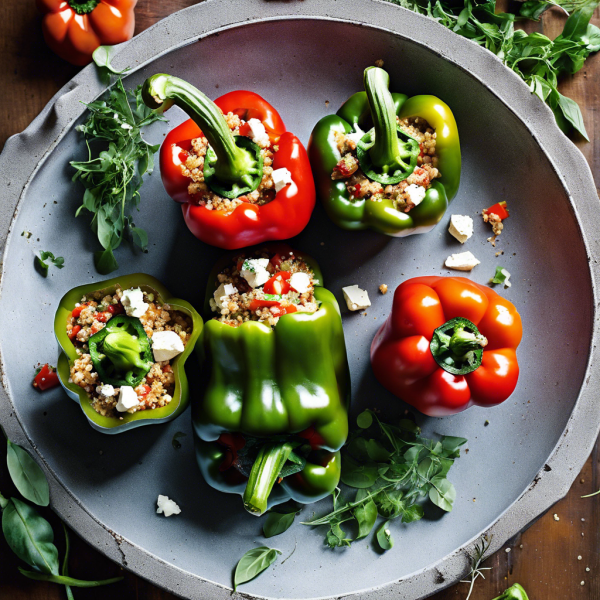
<box><xmin>156</xmin><ymin>495</ymin><xmax>181</xmax><ymax>517</ymax></box>
<box><xmin>405</xmin><ymin>184</ymin><xmax>427</xmax><ymax>207</ymax></box>
<box><xmin>448</xmin><ymin>214</ymin><xmax>474</xmax><ymax>244</ymax></box>
<box><xmin>272</xmin><ymin>168</ymin><xmax>293</xmax><ymax>193</ymax></box>
<box><xmin>445</xmin><ymin>251</ymin><xmax>481</xmax><ymax>271</ymax></box>
<box><xmin>247</xmin><ymin>118</ymin><xmax>270</xmax><ymax>146</ymax></box>
<box><xmin>241</xmin><ymin>258</ymin><xmax>270</xmax><ymax>288</ymax></box>
<box><xmin>342</xmin><ymin>285</ymin><xmax>371</xmax><ymax>311</ymax></box>
<box><xmin>152</xmin><ymin>331</ymin><xmax>185</xmax><ymax>362</ymax></box>
<box><xmin>213</xmin><ymin>282</ymin><xmax>238</xmax><ymax>310</ymax></box>
<box><xmin>96</xmin><ymin>384</ymin><xmax>115</xmax><ymax>398</ymax></box>
<box><xmin>116</xmin><ymin>386</ymin><xmax>140</xmax><ymax>412</ymax></box>
<box><xmin>121</xmin><ymin>288</ymin><xmax>149</xmax><ymax>318</ymax></box>
<box><xmin>290</xmin><ymin>272</ymin><xmax>311</xmax><ymax>294</ymax></box>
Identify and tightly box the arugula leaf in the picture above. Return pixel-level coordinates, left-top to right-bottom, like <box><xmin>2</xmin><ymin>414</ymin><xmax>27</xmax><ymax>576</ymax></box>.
<box><xmin>72</xmin><ymin>78</ymin><xmax>165</xmax><ymax>274</ymax></box>
<box><xmin>234</xmin><ymin>546</ymin><xmax>281</xmax><ymax>590</ymax></box>
<box><xmin>34</xmin><ymin>251</ymin><xmax>64</xmax><ymax>276</ymax></box>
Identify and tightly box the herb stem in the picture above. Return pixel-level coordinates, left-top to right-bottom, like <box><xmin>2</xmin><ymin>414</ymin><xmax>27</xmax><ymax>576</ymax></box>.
<box><xmin>18</xmin><ymin>568</ymin><xmax>124</xmax><ymax>588</ymax></box>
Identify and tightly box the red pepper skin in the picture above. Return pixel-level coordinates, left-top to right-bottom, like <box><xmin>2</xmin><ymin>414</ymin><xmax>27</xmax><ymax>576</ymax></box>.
<box><xmin>370</xmin><ymin>276</ymin><xmax>522</xmax><ymax>416</ymax></box>
<box><xmin>485</xmin><ymin>201</ymin><xmax>509</xmax><ymax>220</ymax></box>
<box><xmin>159</xmin><ymin>91</ymin><xmax>315</xmax><ymax>249</ymax></box>
<box><xmin>33</xmin><ymin>364</ymin><xmax>60</xmax><ymax>391</ymax></box>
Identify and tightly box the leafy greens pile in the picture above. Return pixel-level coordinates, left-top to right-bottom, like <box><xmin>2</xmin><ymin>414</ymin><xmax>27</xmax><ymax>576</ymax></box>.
<box><xmin>303</xmin><ymin>410</ymin><xmax>466</xmax><ymax>550</ymax></box>
<box><xmin>1</xmin><ymin>438</ymin><xmax>122</xmax><ymax>596</ymax></box>
<box><xmin>71</xmin><ymin>72</ymin><xmax>165</xmax><ymax>275</ymax></box>
<box><xmin>385</xmin><ymin>0</ymin><xmax>600</xmax><ymax>139</ymax></box>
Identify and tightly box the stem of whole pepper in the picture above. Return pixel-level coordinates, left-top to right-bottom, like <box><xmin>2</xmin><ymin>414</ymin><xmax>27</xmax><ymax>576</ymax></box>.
<box><xmin>243</xmin><ymin>442</ymin><xmax>294</xmax><ymax>516</ymax></box>
<box><xmin>363</xmin><ymin>67</ymin><xmax>407</xmax><ymax>174</ymax></box>
<box><xmin>142</xmin><ymin>74</ymin><xmax>258</xmax><ymax>190</ymax></box>
<box><xmin>449</xmin><ymin>327</ymin><xmax>488</xmax><ymax>361</ymax></box>
<box><xmin>67</xmin><ymin>0</ymin><xmax>100</xmax><ymax>14</ymax></box>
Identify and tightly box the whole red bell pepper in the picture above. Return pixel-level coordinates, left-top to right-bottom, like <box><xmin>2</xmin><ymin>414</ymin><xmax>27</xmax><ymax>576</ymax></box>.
<box><xmin>141</xmin><ymin>74</ymin><xmax>315</xmax><ymax>250</ymax></box>
<box><xmin>371</xmin><ymin>276</ymin><xmax>522</xmax><ymax>416</ymax></box>
<box><xmin>36</xmin><ymin>0</ymin><xmax>137</xmax><ymax>66</ymax></box>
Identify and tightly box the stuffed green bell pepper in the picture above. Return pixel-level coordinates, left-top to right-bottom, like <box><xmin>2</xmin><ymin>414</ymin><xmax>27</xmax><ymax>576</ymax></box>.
<box><xmin>309</xmin><ymin>66</ymin><xmax>461</xmax><ymax>236</ymax></box>
<box><xmin>192</xmin><ymin>244</ymin><xmax>350</xmax><ymax>516</ymax></box>
<box><xmin>54</xmin><ymin>274</ymin><xmax>203</xmax><ymax>434</ymax></box>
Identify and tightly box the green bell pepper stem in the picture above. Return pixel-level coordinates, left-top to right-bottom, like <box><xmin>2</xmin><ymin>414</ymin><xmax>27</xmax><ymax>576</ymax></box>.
<box><xmin>243</xmin><ymin>442</ymin><xmax>294</xmax><ymax>516</ymax></box>
<box><xmin>492</xmin><ymin>583</ymin><xmax>529</xmax><ymax>600</ymax></box>
<box><xmin>67</xmin><ymin>0</ymin><xmax>100</xmax><ymax>14</ymax></box>
<box><xmin>430</xmin><ymin>317</ymin><xmax>486</xmax><ymax>375</ymax></box>
<box><xmin>142</xmin><ymin>74</ymin><xmax>261</xmax><ymax>195</ymax></box>
<box><xmin>18</xmin><ymin>568</ymin><xmax>123</xmax><ymax>587</ymax></box>
<box><xmin>363</xmin><ymin>67</ymin><xmax>410</xmax><ymax>174</ymax></box>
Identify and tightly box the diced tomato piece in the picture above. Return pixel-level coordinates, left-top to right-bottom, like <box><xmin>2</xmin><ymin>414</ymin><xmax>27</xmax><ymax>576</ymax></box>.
<box><xmin>96</xmin><ymin>312</ymin><xmax>111</xmax><ymax>323</ymax></box>
<box><xmin>249</xmin><ymin>299</ymin><xmax>281</xmax><ymax>311</ymax></box>
<box><xmin>485</xmin><ymin>201</ymin><xmax>509</xmax><ymax>220</ymax></box>
<box><xmin>33</xmin><ymin>364</ymin><xmax>60</xmax><ymax>391</ymax></box>
<box><xmin>162</xmin><ymin>364</ymin><xmax>173</xmax><ymax>373</ymax></box>
<box><xmin>263</xmin><ymin>271</ymin><xmax>291</xmax><ymax>296</ymax></box>
<box><xmin>68</xmin><ymin>325</ymin><xmax>81</xmax><ymax>340</ymax></box>
<box><xmin>106</xmin><ymin>303</ymin><xmax>124</xmax><ymax>315</ymax></box>
<box><xmin>238</xmin><ymin>122</ymin><xmax>252</xmax><ymax>136</ymax></box>
<box><xmin>71</xmin><ymin>303</ymin><xmax>87</xmax><ymax>319</ymax></box>
<box><xmin>280</xmin><ymin>305</ymin><xmax>297</xmax><ymax>315</ymax></box>
<box><xmin>270</xmin><ymin>253</ymin><xmax>283</xmax><ymax>268</ymax></box>
<box><xmin>138</xmin><ymin>385</ymin><xmax>152</xmax><ymax>396</ymax></box>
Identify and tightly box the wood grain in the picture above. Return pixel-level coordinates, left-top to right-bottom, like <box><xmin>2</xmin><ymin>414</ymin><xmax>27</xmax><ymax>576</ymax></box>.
<box><xmin>0</xmin><ymin>1</ymin><xmax>598</xmax><ymax>599</ymax></box>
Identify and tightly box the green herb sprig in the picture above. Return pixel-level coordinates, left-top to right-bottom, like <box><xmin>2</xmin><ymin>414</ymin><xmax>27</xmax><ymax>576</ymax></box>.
<box><xmin>71</xmin><ymin>52</ymin><xmax>165</xmax><ymax>275</ymax></box>
<box><xmin>302</xmin><ymin>410</ymin><xmax>466</xmax><ymax>550</ymax></box>
<box><xmin>385</xmin><ymin>0</ymin><xmax>600</xmax><ymax>139</ymax></box>
<box><xmin>35</xmin><ymin>251</ymin><xmax>64</xmax><ymax>277</ymax></box>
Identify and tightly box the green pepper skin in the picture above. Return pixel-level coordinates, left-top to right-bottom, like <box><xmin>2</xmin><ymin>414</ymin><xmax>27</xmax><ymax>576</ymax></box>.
<box><xmin>308</xmin><ymin>89</ymin><xmax>460</xmax><ymax>235</ymax></box>
<box><xmin>492</xmin><ymin>583</ymin><xmax>529</xmax><ymax>600</ymax></box>
<box><xmin>54</xmin><ymin>274</ymin><xmax>203</xmax><ymax>434</ymax></box>
<box><xmin>192</xmin><ymin>244</ymin><xmax>350</xmax><ymax>509</ymax></box>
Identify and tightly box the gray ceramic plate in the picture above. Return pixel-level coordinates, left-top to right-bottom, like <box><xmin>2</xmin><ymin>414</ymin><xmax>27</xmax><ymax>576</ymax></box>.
<box><xmin>1</xmin><ymin>1</ymin><xmax>599</xmax><ymax>599</ymax></box>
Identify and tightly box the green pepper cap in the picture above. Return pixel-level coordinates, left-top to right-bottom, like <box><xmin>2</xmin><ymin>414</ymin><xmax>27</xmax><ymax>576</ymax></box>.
<box><xmin>492</xmin><ymin>583</ymin><xmax>529</xmax><ymax>600</ymax></box>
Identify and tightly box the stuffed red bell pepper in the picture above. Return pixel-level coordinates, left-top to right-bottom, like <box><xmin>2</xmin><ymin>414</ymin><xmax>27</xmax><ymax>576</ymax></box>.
<box><xmin>371</xmin><ymin>276</ymin><xmax>522</xmax><ymax>416</ymax></box>
<box><xmin>141</xmin><ymin>74</ymin><xmax>315</xmax><ymax>249</ymax></box>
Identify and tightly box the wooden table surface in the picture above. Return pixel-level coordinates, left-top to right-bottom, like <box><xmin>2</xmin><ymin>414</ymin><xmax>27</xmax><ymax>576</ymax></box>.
<box><xmin>1</xmin><ymin>1</ymin><xmax>599</xmax><ymax>599</ymax></box>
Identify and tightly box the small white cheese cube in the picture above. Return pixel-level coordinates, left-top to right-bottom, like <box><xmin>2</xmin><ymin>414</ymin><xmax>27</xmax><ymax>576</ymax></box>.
<box><xmin>290</xmin><ymin>272</ymin><xmax>311</xmax><ymax>294</ymax></box>
<box><xmin>405</xmin><ymin>184</ymin><xmax>427</xmax><ymax>207</ymax></box>
<box><xmin>247</xmin><ymin>118</ymin><xmax>270</xmax><ymax>146</ymax></box>
<box><xmin>116</xmin><ymin>386</ymin><xmax>140</xmax><ymax>412</ymax></box>
<box><xmin>272</xmin><ymin>168</ymin><xmax>293</xmax><ymax>193</ymax></box>
<box><xmin>121</xmin><ymin>288</ymin><xmax>149</xmax><ymax>318</ymax></box>
<box><xmin>342</xmin><ymin>285</ymin><xmax>371</xmax><ymax>311</ymax></box>
<box><xmin>448</xmin><ymin>214</ymin><xmax>474</xmax><ymax>244</ymax></box>
<box><xmin>96</xmin><ymin>384</ymin><xmax>115</xmax><ymax>398</ymax></box>
<box><xmin>241</xmin><ymin>258</ymin><xmax>270</xmax><ymax>288</ymax></box>
<box><xmin>445</xmin><ymin>251</ymin><xmax>480</xmax><ymax>271</ymax></box>
<box><xmin>213</xmin><ymin>282</ymin><xmax>238</xmax><ymax>310</ymax></box>
<box><xmin>156</xmin><ymin>495</ymin><xmax>181</xmax><ymax>517</ymax></box>
<box><xmin>346</xmin><ymin>124</ymin><xmax>366</xmax><ymax>145</ymax></box>
<box><xmin>152</xmin><ymin>330</ymin><xmax>185</xmax><ymax>362</ymax></box>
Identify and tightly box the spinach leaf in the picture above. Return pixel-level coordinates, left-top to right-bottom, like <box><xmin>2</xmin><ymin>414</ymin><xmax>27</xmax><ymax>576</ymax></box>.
<box><xmin>6</xmin><ymin>440</ymin><xmax>50</xmax><ymax>507</ymax></box>
<box><xmin>234</xmin><ymin>546</ymin><xmax>281</xmax><ymax>590</ymax></box>
<box><xmin>376</xmin><ymin>521</ymin><xmax>394</xmax><ymax>550</ymax></box>
<box><xmin>2</xmin><ymin>498</ymin><xmax>59</xmax><ymax>575</ymax></box>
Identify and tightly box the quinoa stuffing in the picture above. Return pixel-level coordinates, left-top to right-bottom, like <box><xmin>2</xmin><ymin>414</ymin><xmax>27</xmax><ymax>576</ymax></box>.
<box><xmin>179</xmin><ymin>112</ymin><xmax>288</xmax><ymax>213</ymax></box>
<box><xmin>331</xmin><ymin>116</ymin><xmax>440</xmax><ymax>213</ymax></box>
<box><xmin>67</xmin><ymin>286</ymin><xmax>193</xmax><ymax>418</ymax></box>
<box><xmin>209</xmin><ymin>249</ymin><xmax>319</xmax><ymax>328</ymax></box>
<box><xmin>482</xmin><ymin>208</ymin><xmax>504</xmax><ymax>246</ymax></box>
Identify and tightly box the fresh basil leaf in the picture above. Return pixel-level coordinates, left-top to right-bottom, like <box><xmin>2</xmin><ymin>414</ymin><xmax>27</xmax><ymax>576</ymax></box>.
<box><xmin>2</xmin><ymin>498</ymin><xmax>59</xmax><ymax>574</ymax></box>
<box><xmin>263</xmin><ymin>511</ymin><xmax>297</xmax><ymax>538</ymax></box>
<box><xmin>556</xmin><ymin>91</ymin><xmax>589</xmax><ymax>140</ymax></box>
<box><xmin>6</xmin><ymin>440</ymin><xmax>50</xmax><ymax>507</ymax></box>
<box><xmin>376</xmin><ymin>521</ymin><xmax>394</xmax><ymax>550</ymax></box>
<box><xmin>326</xmin><ymin>521</ymin><xmax>353</xmax><ymax>548</ymax></box>
<box><xmin>130</xmin><ymin>226</ymin><xmax>148</xmax><ymax>252</ymax></box>
<box><xmin>429</xmin><ymin>477</ymin><xmax>457</xmax><ymax>511</ymax></box>
<box><xmin>34</xmin><ymin>255</ymin><xmax>49</xmax><ymax>277</ymax></box>
<box><xmin>279</xmin><ymin>450</ymin><xmax>307</xmax><ymax>478</ymax></box>
<box><xmin>582</xmin><ymin>24</ymin><xmax>600</xmax><ymax>52</ymax></box>
<box><xmin>356</xmin><ymin>410</ymin><xmax>373</xmax><ymax>429</ymax></box>
<box><xmin>94</xmin><ymin>248</ymin><xmax>119</xmax><ymax>275</ymax></box>
<box><xmin>401</xmin><ymin>503</ymin><xmax>424</xmax><ymax>523</ymax></box>
<box><xmin>171</xmin><ymin>432</ymin><xmax>186</xmax><ymax>450</ymax></box>
<box><xmin>353</xmin><ymin>491</ymin><xmax>378</xmax><ymax>539</ymax></box>
<box><xmin>365</xmin><ymin>439</ymin><xmax>392</xmax><ymax>462</ymax></box>
<box><xmin>0</xmin><ymin>492</ymin><xmax>8</xmax><ymax>510</ymax></box>
<box><xmin>234</xmin><ymin>546</ymin><xmax>281</xmax><ymax>590</ymax></box>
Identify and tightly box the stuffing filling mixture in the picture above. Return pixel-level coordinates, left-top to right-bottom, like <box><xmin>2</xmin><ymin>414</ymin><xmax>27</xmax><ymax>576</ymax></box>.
<box><xmin>67</xmin><ymin>287</ymin><xmax>193</xmax><ymax>418</ymax></box>
<box><xmin>209</xmin><ymin>249</ymin><xmax>319</xmax><ymax>328</ymax></box>
<box><xmin>331</xmin><ymin>116</ymin><xmax>440</xmax><ymax>212</ymax></box>
<box><xmin>482</xmin><ymin>209</ymin><xmax>504</xmax><ymax>246</ymax></box>
<box><xmin>179</xmin><ymin>113</ymin><xmax>293</xmax><ymax>213</ymax></box>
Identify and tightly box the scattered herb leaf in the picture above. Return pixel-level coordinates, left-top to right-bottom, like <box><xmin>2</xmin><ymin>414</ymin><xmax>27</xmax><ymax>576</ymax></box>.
<box><xmin>460</xmin><ymin>536</ymin><xmax>493</xmax><ymax>600</ymax></box>
<box><xmin>489</xmin><ymin>266</ymin><xmax>511</xmax><ymax>288</ymax></box>
<box><xmin>376</xmin><ymin>520</ymin><xmax>394</xmax><ymax>550</ymax></box>
<box><xmin>263</xmin><ymin>511</ymin><xmax>298</xmax><ymax>538</ymax></box>
<box><xmin>303</xmin><ymin>410</ymin><xmax>466</xmax><ymax>549</ymax></box>
<box><xmin>6</xmin><ymin>440</ymin><xmax>50</xmax><ymax>507</ymax></box>
<box><xmin>171</xmin><ymin>432</ymin><xmax>186</xmax><ymax>450</ymax></box>
<box><xmin>35</xmin><ymin>251</ymin><xmax>64</xmax><ymax>276</ymax></box>
<box><xmin>71</xmin><ymin>77</ymin><xmax>165</xmax><ymax>274</ymax></box>
<box><xmin>92</xmin><ymin>46</ymin><xmax>129</xmax><ymax>76</ymax></box>
<box><xmin>234</xmin><ymin>546</ymin><xmax>281</xmax><ymax>590</ymax></box>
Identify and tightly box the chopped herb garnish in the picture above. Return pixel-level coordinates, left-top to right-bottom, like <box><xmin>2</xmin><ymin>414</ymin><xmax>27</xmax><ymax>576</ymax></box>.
<box><xmin>263</xmin><ymin>294</ymin><xmax>282</xmax><ymax>301</ymax></box>
<box><xmin>490</xmin><ymin>266</ymin><xmax>512</xmax><ymax>288</ymax></box>
<box><xmin>35</xmin><ymin>251</ymin><xmax>64</xmax><ymax>276</ymax></box>
<box><xmin>242</xmin><ymin>260</ymin><xmax>256</xmax><ymax>272</ymax></box>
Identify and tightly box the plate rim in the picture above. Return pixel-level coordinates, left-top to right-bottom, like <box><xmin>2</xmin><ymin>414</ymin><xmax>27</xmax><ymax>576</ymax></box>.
<box><xmin>1</xmin><ymin>0</ymin><xmax>599</xmax><ymax>598</ymax></box>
